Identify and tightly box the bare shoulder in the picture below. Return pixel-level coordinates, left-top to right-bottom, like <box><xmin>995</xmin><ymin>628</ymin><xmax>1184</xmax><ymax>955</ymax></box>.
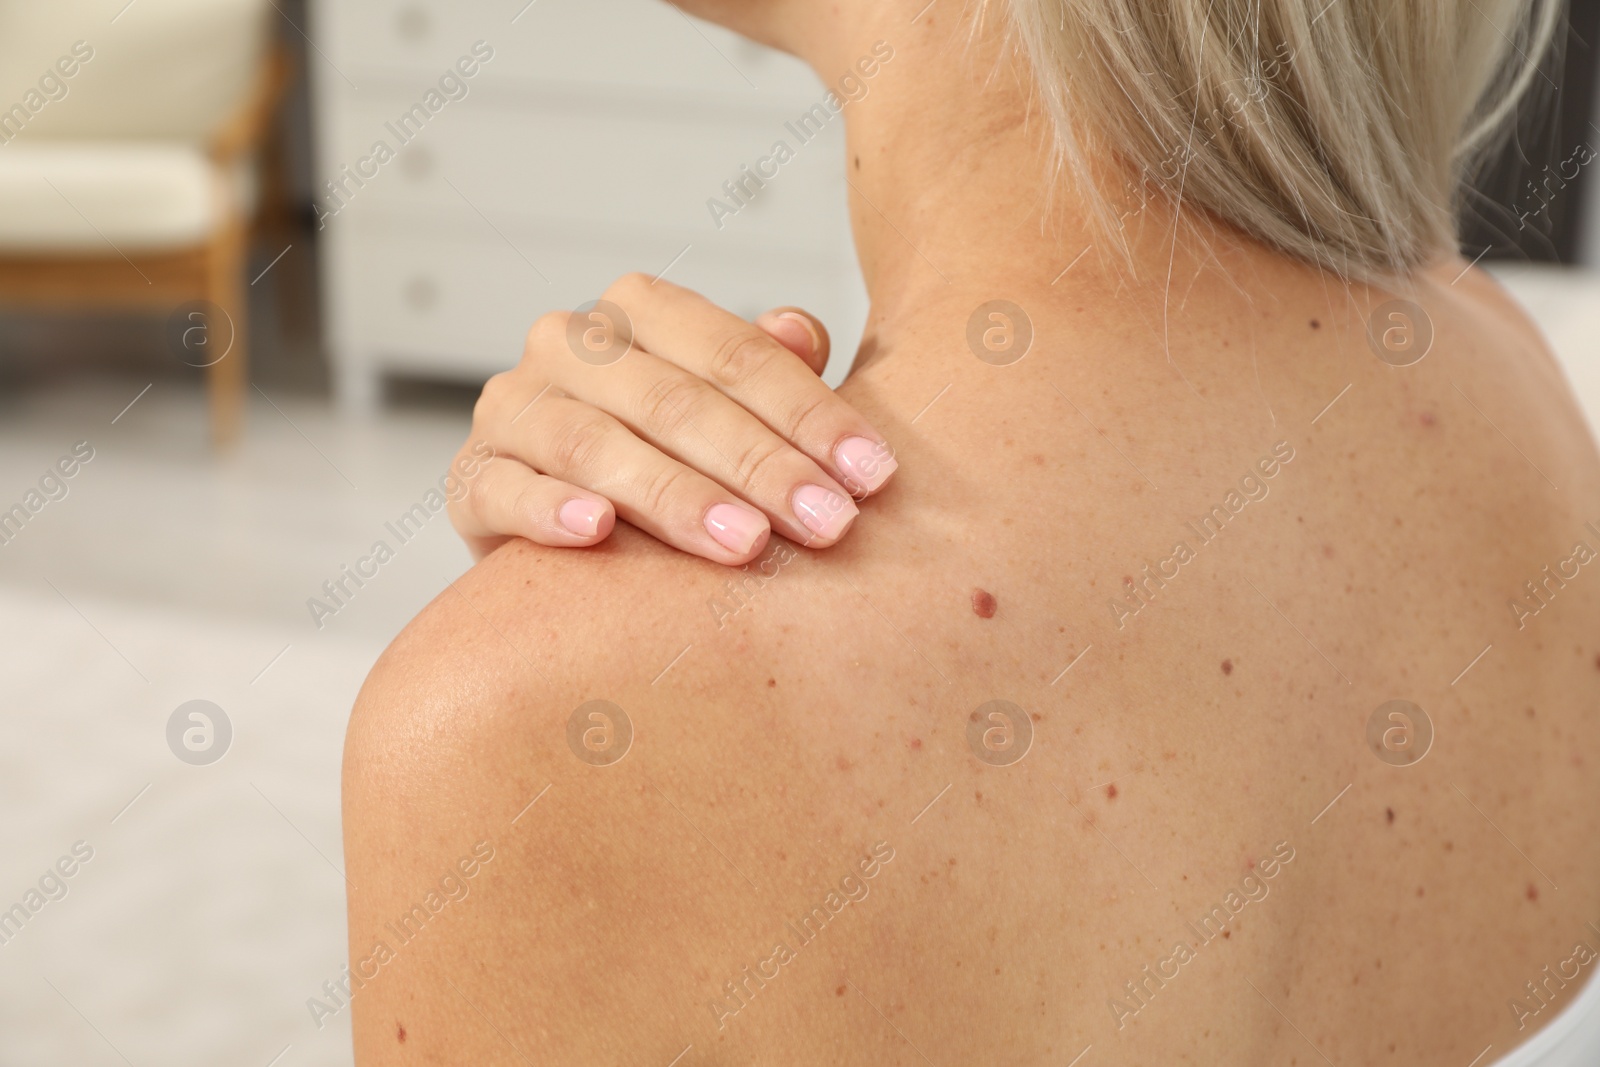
<box><xmin>339</xmin><ymin>530</ymin><xmax>876</xmax><ymax>1062</ymax></box>
<box><xmin>342</xmin><ymin>524</ymin><xmax>795</xmax><ymax>830</ymax></box>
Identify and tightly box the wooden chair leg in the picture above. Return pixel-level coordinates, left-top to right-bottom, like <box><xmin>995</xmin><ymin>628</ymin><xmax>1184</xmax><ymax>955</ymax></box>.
<box><xmin>205</xmin><ymin>220</ymin><xmax>249</xmax><ymax>447</ymax></box>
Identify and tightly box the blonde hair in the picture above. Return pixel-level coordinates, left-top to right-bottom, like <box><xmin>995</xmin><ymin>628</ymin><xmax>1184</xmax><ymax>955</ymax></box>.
<box><xmin>1001</xmin><ymin>0</ymin><xmax>1564</xmax><ymax>279</ymax></box>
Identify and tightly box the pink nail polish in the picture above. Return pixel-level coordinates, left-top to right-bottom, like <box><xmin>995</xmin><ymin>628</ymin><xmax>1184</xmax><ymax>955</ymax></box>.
<box><xmin>792</xmin><ymin>484</ymin><xmax>858</xmax><ymax>540</ymax></box>
<box><xmin>834</xmin><ymin>436</ymin><xmax>897</xmax><ymax>495</ymax></box>
<box><xmin>705</xmin><ymin>503</ymin><xmax>766</xmax><ymax>555</ymax></box>
<box><xmin>775</xmin><ymin>311</ymin><xmax>820</xmax><ymax>355</ymax></box>
<box><xmin>559</xmin><ymin>499</ymin><xmax>606</xmax><ymax>537</ymax></box>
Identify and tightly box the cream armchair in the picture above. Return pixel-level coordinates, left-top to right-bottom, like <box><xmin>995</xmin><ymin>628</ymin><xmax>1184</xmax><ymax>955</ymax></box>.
<box><xmin>0</xmin><ymin>0</ymin><xmax>279</xmax><ymax>444</ymax></box>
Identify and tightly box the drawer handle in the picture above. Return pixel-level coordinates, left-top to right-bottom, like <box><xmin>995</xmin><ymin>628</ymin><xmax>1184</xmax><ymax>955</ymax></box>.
<box><xmin>404</xmin><ymin>275</ymin><xmax>439</xmax><ymax>312</ymax></box>
<box><xmin>399</xmin><ymin>145</ymin><xmax>434</xmax><ymax>180</ymax></box>
<box><xmin>395</xmin><ymin>5</ymin><xmax>431</xmax><ymax>43</ymax></box>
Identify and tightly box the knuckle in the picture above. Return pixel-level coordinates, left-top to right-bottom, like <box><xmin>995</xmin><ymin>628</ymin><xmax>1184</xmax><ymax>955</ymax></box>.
<box><xmin>510</xmin><ymin>479</ymin><xmax>549</xmax><ymax>526</ymax></box>
<box><xmin>638</xmin><ymin>374</ymin><xmax>713</xmax><ymax>438</ymax></box>
<box><xmin>728</xmin><ymin>436</ymin><xmax>790</xmax><ymax>490</ymax></box>
<box><xmin>548</xmin><ymin>410</ymin><xmax>614</xmax><ymax>475</ymax></box>
<box><xmin>466</xmin><ymin>461</ymin><xmax>501</xmax><ymax>514</ymax></box>
<box><xmin>780</xmin><ymin>389</ymin><xmax>835</xmax><ymax>441</ymax></box>
<box><xmin>603</xmin><ymin>272</ymin><xmax>651</xmax><ymax>303</ymax></box>
<box><xmin>473</xmin><ymin>371</ymin><xmax>514</xmax><ymax>424</ymax></box>
<box><xmin>707</xmin><ymin>330</ymin><xmax>777</xmax><ymax>390</ymax></box>
<box><xmin>635</xmin><ymin>464</ymin><xmax>691</xmax><ymax>516</ymax></box>
<box><xmin>523</xmin><ymin>311</ymin><xmax>568</xmax><ymax>359</ymax></box>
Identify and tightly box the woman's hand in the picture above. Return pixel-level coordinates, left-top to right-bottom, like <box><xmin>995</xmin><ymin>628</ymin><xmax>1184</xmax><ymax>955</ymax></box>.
<box><xmin>448</xmin><ymin>274</ymin><xmax>897</xmax><ymax>565</ymax></box>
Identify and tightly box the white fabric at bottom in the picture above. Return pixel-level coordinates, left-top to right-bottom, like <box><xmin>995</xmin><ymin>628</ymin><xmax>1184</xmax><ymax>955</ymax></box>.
<box><xmin>1493</xmin><ymin>965</ymin><xmax>1600</xmax><ymax>1066</ymax></box>
<box><xmin>0</xmin><ymin>141</ymin><xmax>233</xmax><ymax>252</ymax></box>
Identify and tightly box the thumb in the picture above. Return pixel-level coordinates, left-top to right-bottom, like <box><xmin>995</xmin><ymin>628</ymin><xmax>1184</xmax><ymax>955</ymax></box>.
<box><xmin>754</xmin><ymin>307</ymin><xmax>830</xmax><ymax>377</ymax></box>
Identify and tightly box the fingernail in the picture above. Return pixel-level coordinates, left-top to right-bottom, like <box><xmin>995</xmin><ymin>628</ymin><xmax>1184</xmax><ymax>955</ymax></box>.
<box><xmin>792</xmin><ymin>484</ymin><xmax>858</xmax><ymax>540</ymax></box>
<box><xmin>559</xmin><ymin>498</ymin><xmax>607</xmax><ymax>537</ymax></box>
<box><xmin>775</xmin><ymin>311</ymin><xmax>820</xmax><ymax>356</ymax></box>
<box><xmin>834</xmin><ymin>436</ymin><xmax>897</xmax><ymax>495</ymax></box>
<box><xmin>705</xmin><ymin>502</ymin><xmax>766</xmax><ymax>555</ymax></box>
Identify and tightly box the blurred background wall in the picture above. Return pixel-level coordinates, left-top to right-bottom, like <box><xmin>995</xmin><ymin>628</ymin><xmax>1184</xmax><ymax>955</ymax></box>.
<box><xmin>0</xmin><ymin>1</ymin><xmax>1595</xmax><ymax>1064</ymax></box>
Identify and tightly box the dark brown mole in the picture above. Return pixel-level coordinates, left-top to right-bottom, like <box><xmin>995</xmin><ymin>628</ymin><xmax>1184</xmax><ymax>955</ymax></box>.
<box><xmin>1107</xmin><ymin>783</ymin><xmax>1118</xmax><ymax>799</ymax></box>
<box><xmin>971</xmin><ymin>588</ymin><xmax>997</xmax><ymax>618</ymax></box>
<box><xmin>1310</xmin><ymin>319</ymin><xmax>1321</xmax><ymax>329</ymax></box>
<box><xmin>1221</xmin><ymin>659</ymin><xmax>1233</xmax><ymax>675</ymax></box>
<box><xmin>397</xmin><ymin>1023</ymin><xmax>407</xmax><ymax>1043</ymax></box>
<box><xmin>1527</xmin><ymin>883</ymin><xmax>1540</xmax><ymax>901</ymax></box>
<box><xmin>1385</xmin><ymin>807</ymin><xmax>1395</xmax><ymax>824</ymax></box>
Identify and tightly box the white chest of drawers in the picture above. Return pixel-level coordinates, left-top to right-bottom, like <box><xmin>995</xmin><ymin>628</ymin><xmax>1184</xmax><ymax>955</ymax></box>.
<box><xmin>307</xmin><ymin>0</ymin><xmax>867</xmax><ymax>411</ymax></box>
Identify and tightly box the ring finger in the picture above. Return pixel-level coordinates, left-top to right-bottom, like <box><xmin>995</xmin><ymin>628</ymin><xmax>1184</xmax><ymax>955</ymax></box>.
<box><xmin>495</xmin><ymin>396</ymin><xmax>777</xmax><ymax>564</ymax></box>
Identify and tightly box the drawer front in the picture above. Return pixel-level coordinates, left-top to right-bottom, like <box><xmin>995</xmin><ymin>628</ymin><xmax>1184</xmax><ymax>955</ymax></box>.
<box><xmin>310</xmin><ymin>0</ymin><xmax>822</xmax><ymax>99</ymax></box>
<box><xmin>330</xmin><ymin>219</ymin><xmax>866</xmax><ymax>380</ymax></box>
<box><xmin>317</xmin><ymin>91</ymin><xmax>854</xmax><ymax>254</ymax></box>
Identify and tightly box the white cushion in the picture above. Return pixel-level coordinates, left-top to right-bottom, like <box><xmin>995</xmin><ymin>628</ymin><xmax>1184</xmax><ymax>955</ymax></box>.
<box><xmin>0</xmin><ymin>142</ymin><xmax>237</xmax><ymax>252</ymax></box>
<box><xmin>0</xmin><ymin>0</ymin><xmax>268</xmax><ymax>144</ymax></box>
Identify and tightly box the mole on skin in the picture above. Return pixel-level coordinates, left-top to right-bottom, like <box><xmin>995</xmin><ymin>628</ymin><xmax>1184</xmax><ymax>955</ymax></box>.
<box><xmin>971</xmin><ymin>589</ymin><xmax>997</xmax><ymax>618</ymax></box>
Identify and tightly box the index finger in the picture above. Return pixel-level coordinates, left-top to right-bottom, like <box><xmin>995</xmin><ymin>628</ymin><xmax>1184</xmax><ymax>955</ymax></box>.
<box><xmin>603</xmin><ymin>275</ymin><xmax>897</xmax><ymax>497</ymax></box>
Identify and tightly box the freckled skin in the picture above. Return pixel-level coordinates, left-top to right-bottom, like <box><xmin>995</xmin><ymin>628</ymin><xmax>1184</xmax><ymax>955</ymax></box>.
<box><xmin>342</xmin><ymin>88</ymin><xmax>1600</xmax><ymax>1067</ymax></box>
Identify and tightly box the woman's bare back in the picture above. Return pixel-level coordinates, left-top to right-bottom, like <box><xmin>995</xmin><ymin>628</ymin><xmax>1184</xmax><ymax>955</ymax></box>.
<box><xmin>343</xmin><ymin>242</ymin><xmax>1600</xmax><ymax>1065</ymax></box>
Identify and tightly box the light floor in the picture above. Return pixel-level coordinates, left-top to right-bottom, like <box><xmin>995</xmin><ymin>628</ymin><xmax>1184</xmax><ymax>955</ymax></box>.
<box><xmin>0</xmin><ymin>374</ymin><xmax>475</xmax><ymax>1067</ymax></box>
<box><xmin>0</xmin><ymin>264</ymin><xmax>1597</xmax><ymax>1065</ymax></box>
